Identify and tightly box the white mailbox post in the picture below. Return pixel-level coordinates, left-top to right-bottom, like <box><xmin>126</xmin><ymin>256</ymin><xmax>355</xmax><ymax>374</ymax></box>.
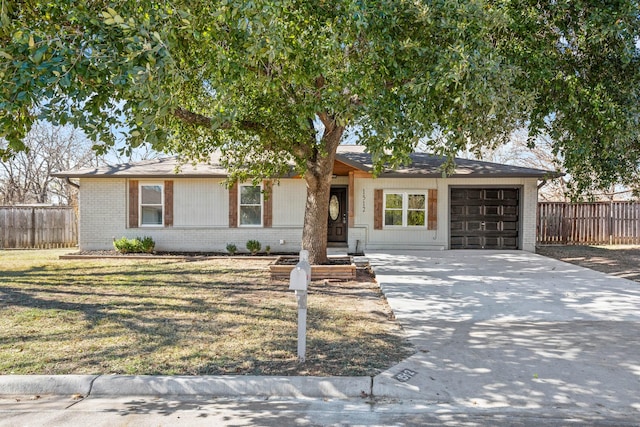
<box><xmin>289</xmin><ymin>250</ymin><xmax>311</xmax><ymax>363</ymax></box>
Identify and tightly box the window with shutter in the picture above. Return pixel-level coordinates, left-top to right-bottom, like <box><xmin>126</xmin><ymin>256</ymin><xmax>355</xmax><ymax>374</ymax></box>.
<box><xmin>374</xmin><ymin>188</ymin><xmax>437</xmax><ymax>230</ymax></box>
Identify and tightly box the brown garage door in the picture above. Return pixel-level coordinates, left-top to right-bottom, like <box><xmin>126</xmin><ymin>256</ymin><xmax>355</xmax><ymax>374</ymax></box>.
<box><xmin>450</xmin><ymin>188</ymin><xmax>519</xmax><ymax>249</ymax></box>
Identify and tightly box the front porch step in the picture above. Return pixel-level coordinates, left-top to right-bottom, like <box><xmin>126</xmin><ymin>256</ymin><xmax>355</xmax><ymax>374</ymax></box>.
<box><xmin>327</xmin><ymin>247</ymin><xmax>349</xmax><ymax>256</ymax></box>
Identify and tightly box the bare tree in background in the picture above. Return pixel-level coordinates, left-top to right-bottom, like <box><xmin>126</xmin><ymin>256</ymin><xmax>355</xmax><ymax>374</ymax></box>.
<box><xmin>470</xmin><ymin>131</ymin><xmax>569</xmax><ymax>201</ymax></box>
<box><xmin>0</xmin><ymin>121</ymin><xmax>98</xmax><ymax>205</ymax></box>
<box><xmin>416</xmin><ymin>129</ymin><xmax>569</xmax><ymax>201</ymax></box>
<box><xmin>0</xmin><ymin>121</ymin><xmax>162</xmax><ymax>206</ymax></box>
<box><xmin>456</xmin><ymin>130</ymin><xmax>640</xmax><ymax>201</ymax></box>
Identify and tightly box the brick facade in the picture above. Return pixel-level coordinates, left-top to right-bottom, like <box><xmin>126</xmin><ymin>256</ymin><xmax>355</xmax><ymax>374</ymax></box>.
<box><xmin>78</xmin><ymin>176</ymin><xmax>540</xmax><ymax>253</ymax></box>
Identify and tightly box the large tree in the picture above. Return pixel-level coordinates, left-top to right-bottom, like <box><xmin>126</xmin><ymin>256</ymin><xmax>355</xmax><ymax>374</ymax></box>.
<box><xmin>1</xmin><ymin>1</ymin><xmax>639</xmax><ymax>263</ymax></box>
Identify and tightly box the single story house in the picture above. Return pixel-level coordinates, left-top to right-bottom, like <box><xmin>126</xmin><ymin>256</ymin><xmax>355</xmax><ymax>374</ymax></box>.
<box><xmin>53</xmin><ymin>145</ymin><xmax>555</xmax><ymax>253</ymax></box>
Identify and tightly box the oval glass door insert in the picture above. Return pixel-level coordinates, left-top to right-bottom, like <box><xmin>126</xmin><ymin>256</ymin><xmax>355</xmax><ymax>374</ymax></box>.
<box><xmin>329</xmin><ymin>195</ymin><xmax>340</xmax><ymax>220</ymax></box>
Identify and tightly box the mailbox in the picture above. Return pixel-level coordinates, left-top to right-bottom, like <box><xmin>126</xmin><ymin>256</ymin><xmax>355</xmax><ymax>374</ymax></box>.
<box><xmin>289</xmin><ymin>267</ymin><xmax>308</xmax><ymax>291</ymax></box>
<box><xmin>289</xmin><ymin>250</ymin><xmax>310</xmax><ymax>363</ymax></box>
<box><xmin>289</xmin><ymin>250</ymin><xmax>311</xmax><ymax>290</ymax></box>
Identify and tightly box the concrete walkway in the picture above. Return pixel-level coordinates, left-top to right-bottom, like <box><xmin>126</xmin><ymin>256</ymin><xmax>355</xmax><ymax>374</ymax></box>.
<box><xmin>368</xmin><ymin>250</ymin><xmax>640</xmax><ymax>421</ymax></box>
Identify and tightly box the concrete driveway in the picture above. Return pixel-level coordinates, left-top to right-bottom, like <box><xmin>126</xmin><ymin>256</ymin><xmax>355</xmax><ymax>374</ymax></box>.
<box><xmin>368</xmin><ymin>250</ymin><xmax>640</xmax><ymax>421</ymax></box>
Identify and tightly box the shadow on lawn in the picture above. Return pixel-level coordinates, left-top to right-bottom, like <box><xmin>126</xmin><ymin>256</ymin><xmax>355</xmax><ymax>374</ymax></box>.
<box><xmin>0</xmin><ymin>260</ymin><xmax>412</xmax><ymax>376</ymax></box>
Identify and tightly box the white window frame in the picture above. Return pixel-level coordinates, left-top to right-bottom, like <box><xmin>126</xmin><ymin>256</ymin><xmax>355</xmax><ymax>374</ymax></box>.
<box><xmin>239</xmin><ymin>183</ymin><xmax>263</xmax><ymax>227</ymax></box>
<box><xmin>383</xmin><ymin>191</ymin><xmax>428</xmax><ymax>228</ymax></box>
<box><xmin>139</xmin><ymin>182</ymin><xmax>164</xmax><ymax>227</ymax></box>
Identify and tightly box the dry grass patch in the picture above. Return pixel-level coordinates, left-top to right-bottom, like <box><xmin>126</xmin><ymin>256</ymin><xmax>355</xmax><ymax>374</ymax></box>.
<box><xmin>537</xmin><ymin>245</ymin><xmax>640</xmax><ymax>284</ymax></box>
<box><xmin>0</xmin><ymin>250</ymin><xmax>412</xmax><ymax>376</ymax></box>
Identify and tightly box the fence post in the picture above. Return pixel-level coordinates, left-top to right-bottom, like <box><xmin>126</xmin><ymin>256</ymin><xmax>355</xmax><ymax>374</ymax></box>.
<box><xmin>31</xmin><ymin>207</ymin><xmax>36</xmax><ymax>248</ymax></box>
<box><xmin>608</xmin><ymin>201</ymin><xmax>613</xmax><ymax>245</ymax></box>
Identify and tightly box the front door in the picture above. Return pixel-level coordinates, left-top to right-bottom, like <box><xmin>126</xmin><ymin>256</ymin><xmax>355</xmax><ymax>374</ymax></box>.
<box><xmin>327</xmin><ymin>187</ymin><xmax>348</xmax><ymax>243</ymax></box>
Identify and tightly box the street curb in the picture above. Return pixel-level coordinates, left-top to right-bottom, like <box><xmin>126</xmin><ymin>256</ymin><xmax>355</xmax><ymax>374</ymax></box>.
<box><xmin>91</xmin><ymin>375</ymin><xmax>372</xmax><ymax>398</ymax></box>
<box><xmin>0</xmin><ymin>375</ymin><xmax>98</xmax><ymax>396</ymax></box>
<box><xmin>0</xmin><ymin>375</ymin><xmax>373</xmax><ymax>399</ymax></box>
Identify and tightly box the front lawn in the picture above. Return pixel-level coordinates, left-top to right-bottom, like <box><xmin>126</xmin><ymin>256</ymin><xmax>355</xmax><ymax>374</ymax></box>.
<box><xmin>0</xmin><ymin>250</ymin><xmax>411</xmax><ymax>376</ymax></box>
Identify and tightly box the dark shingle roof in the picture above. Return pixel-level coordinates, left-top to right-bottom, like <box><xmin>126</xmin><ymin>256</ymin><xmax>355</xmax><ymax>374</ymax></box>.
<box><xmin>335</xmin><ymin>146</ymin><xmax>558</xmax><ymax>178</ymax></box>
<box><xmin>53</xmin><ymin>146</ymin><xmax>559</xmax><ymax>179</ymax></box>
<box><xmin>52</xmin><ymin>156</ymin><xmax>228</xmax><ymax>179</ymax></box>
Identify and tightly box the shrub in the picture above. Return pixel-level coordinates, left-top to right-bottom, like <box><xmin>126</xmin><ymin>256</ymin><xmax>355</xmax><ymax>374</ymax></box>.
<box><xmin>113</xmin><ymin>236</ymin><xmax>155</xmax><ymax>254</ymax></box>
<box><xmin>138</xmin><ymin>236</ymin><xmax>155</xmax><ymax>253</ymax></box>
<box><xmin>226</xmin><ymin>243</ymin><xmax>237</xmax><ymax>255</ymax></box>
<box><xmin>265</xmin><ymin>245</ymin><xmax>271</xmax><ymax>255</ymax></box>
<box><xmin>246</xmin><ymin>239</ymin><xmax>261</xmax><ymax>255</ymax></box>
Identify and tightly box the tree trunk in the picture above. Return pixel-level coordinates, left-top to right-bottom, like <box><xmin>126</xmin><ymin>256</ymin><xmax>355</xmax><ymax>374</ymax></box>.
<box><xmin>302</xmin><ymin>118</ymin><xmax>344</xmax><ymax>265</ymax></box>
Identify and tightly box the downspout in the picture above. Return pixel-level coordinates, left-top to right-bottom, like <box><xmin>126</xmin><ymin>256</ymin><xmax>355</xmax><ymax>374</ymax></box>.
<box><xmin>65</xmin><ymin>177</ymin><xmax>80</xmax><ymax>189</ymax></box>
<box><xmin>537</xmin><ymin>179</ymin><xmax>547</xmax><ymax>190</ymax></box>
<box><xmin>536</xmin><ymin>179</ymin><xmax>547</xmax><ymax>248</ymax></box>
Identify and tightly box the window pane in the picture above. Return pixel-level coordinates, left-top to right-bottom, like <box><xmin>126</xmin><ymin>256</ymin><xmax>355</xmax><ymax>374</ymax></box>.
<box><xmin>240</xmin><ymin>206</ymin><xmax>261</xmax><ymax>225</ymax></box>
<box><xmin>385</xmin><ymin>194</ymin><xmax>403</xmax><ymax>209</ymax></box>
<box><xmin>240</xmin><ymin>186</ymin><xmax>261</xmax><ymax>205</ymax></box>
<box><xmin>141</xmin><ymin>206</ymin><xmax>163</xmax><ymax>225</ymax></box>
<box><xmin>141</xmin><ymin>185</ymin><xmax>162</xmax><ymax>204</ymax></box>
<box><xmin>329</xmin><ymin>195</ymin><xmax>340</xmax><ymax>221</ymax></box>
<box><xmin>407</xmin><ymin>210</ymin><xmax>425</xmax><ymax>226</ymax></box>
<box><xmin>384</xmin><ymin>210</ymin><xmax>402</xmax><ymax>226</ymax></box>
<box><xmin>408</xmin><ymin>194</ymin><xmax>425</xmax><ymax>209</ymax></box>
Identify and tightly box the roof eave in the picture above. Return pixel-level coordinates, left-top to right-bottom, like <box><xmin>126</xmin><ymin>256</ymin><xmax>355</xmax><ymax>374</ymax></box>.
<box><xmin>378</xmin><ymin>172</ymin><xmax>558</xmax><ymax>179</ymax></box>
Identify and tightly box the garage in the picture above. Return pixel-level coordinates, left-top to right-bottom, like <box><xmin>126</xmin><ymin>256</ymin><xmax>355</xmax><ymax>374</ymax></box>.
<box><xmin>450</xmin><ymin>187</ymin><xmax>520</xmax><ymax>249</ymax></box>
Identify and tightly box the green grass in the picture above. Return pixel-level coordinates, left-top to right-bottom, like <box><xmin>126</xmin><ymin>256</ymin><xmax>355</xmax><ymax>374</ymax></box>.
<box><xmin>0</xmin><ymin>250</ymin><xmax>412</xmax><ymax>376</ymax></box>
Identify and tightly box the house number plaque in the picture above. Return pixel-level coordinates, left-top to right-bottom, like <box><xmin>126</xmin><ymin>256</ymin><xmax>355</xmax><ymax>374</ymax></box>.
<box><xmin>395</xmin><ymin>368</ymin><xmax>417</xmax><ymax>383</ymax></box>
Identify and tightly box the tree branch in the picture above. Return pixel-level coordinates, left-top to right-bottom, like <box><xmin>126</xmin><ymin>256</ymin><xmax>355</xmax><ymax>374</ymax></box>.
<box><xmin>173</xmin><ymin>107</ymin><xmax>212</xmax><ymax>127</ymax></box>
<box><xmin>173</xmin><ymin>107</ymin><xmax>266</xmax><ymax>132</ymax></box>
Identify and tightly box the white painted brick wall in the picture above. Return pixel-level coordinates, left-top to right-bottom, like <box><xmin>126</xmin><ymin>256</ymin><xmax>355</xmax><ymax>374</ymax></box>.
<box><xmin>78</xmin><ymin>178</ymin><xmax>305</xmax><ymax>252</ymax></box>
<box><xmin>79</xmin><ymin>178</ymin><xmax>127</xmax><ymax>250</ymax></box>
<box><xmin>79</xmin><ymin>176</ymin><xmax>540</xmax><ymax>253</ymax></box>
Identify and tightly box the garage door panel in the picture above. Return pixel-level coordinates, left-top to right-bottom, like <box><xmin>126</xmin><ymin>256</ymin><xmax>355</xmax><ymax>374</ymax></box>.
<box><xmin>484</xmin><ymin>206</ymin><xmax>500</xmax><ymax>215</ymax></box>
<box><xmin>502</xmin><ymin>237</ymin><xmax>518</xmax><ymax>247</ymax></box>
<box><xmin>449</xmin><ymin>187</ymin><xmax>519</xmax><ymax>250</ymax></box>
<box><xmin>484</xmin><ymin>189</ymin><xmax>501</xmax><ymax>199</ymax></box>
<box><xmin>450</xmin><ymin>221</ymin><xmax>464</xmax><ymax>231</ymax></box>
<box><xmin>502</xmin><ymin>221</ymin><xmax>518</xmax><ymax>231</ymax></box>
<box><xmin>503</xmin><ymin>205</ymin><xmax>518</xmax><ymax>215</ymax></box>
<box><xmin>503</xmin><ymin>189</ymin><xmax>519</xmax><ymax>199</ymax></box>
<box><xmin>466</xmin><ymin>221</ymin><xmax>484</xmax><ymax>231</ymax></box>
<box><xmin>484</xmin><ymin>237</ymin><xmax>500</xmax><ymax>247</ymax></box>
<box><xmin>467</xmin><ymin>206</ymin><xmax>482</xmax><ymax>215</ymax></box>
<box><xmin>452</xmin><ymin>189</ymin><xmax>482</xmax><ymax>201</ymax></box>
<box><xmin>484</xmin><ymin>221</ymin><xmax>500</xmax><ymax>231</ymax></box>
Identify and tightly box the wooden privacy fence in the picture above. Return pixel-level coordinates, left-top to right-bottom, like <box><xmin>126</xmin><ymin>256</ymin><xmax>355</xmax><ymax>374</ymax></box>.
<box><xmin>537</xmin><ymin>202</ymin><xmax>640</xmax><ymax>245</ymax></box>
<box><xmin>0</xmin><ymin>206</ymin><xmax>78</xmax><ymax>249</ymax></box>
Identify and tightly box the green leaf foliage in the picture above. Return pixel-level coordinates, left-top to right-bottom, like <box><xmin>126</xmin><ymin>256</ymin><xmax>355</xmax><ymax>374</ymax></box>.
<box><xmin>1</xmin><ymin>0</ymin><xmax>639</xmax><ymax>193</ymax></box>
<box><xmin>113</xmin><ymin>236</ymin><xmax>155</xmax><ymax>254</ymax></box>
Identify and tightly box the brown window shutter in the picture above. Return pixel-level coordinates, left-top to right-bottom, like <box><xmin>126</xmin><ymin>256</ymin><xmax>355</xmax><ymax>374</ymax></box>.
<box><xmin>428</xmin><ymin>189</ymin><xmax>438</xmax><ymax>230</ymax></box>
<box><xmin>164</xmin><ymin>180</ymin><xmax>173</xmax><ymax>227</ymax></box>
<box><xmin>228</xmin><ymin>183</ymin><xmax>238</xmax><ymax>228</ymax></box>
<box><xmin>129</xmin><ymin>180</ymin><xmax>139</xmax><ymax>228</ymax></box>
<box><xmin>374</xmin><ymin>189</ymin><xmax>383</xmax><ymax>230</ymax></box>
<box><xmin>263</xmin><ymin>180</ymin><xmax>272</xmax><ymax>228</ymax></box>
